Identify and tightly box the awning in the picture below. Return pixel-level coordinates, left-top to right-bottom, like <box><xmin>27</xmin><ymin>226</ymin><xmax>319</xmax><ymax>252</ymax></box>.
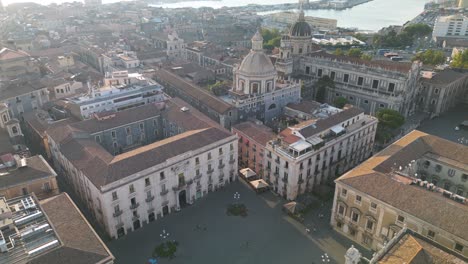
<box><xmin>283</xmin><ymin>202</ymin><xmax>305</xmax><ymax>214</ymax></box>
<box><xmin>331</xmin><ymin>125</ymin><xmax>345</xmax><ymax>135</ymax></box>
<box><xmin>239</xmin><ymin>168</ymin><xmax>256</xmax><ymax>179</ymax></box>
<box><xmin>290</xmin><ymin>140</ymin><xmax>312</xmax><ymax>152</ymax></box>
<box><xmin>250</xmin><ymin>179</ymin><xmax>269</xmax><ymax>189</ymax></box>
<box><xmin>307</xmin><ymin>137</ymin><xmax>324</xmax><ymax>146</ymax></box>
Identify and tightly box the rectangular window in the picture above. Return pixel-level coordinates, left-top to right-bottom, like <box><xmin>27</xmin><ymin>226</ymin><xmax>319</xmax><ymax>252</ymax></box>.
<box><xmin>366</xmin><ymin>220</ymin><xmax>374</xmax><ymax>231</ymax></box>
<box><xmin>455</xmin><ymin>243</ymin><xmax>464</xmax><ymax>253</ymax></box>
<box><xmin>372</xmin><ymin>80</ymin><xmax>379</xmax><ymax>89</ymax></box>
<box><xmin>351</xmin><ymin>211</ymin><xmax>359</xmax><ymax>223</ymax></box>
<box><xmin>317</xmin><ymin>69</ymin><xmax>323</xmax><ymax>77</ymax></box>
<box><xmin>114</xmin><ymin>205</ymin><xmax>120</xmax><ymax>213</ymax></box>
<box><xmin>126</xmin><ymin>127</ymin><xmax>131</xmax><ymax>135</ymax></box>
<box><xmin>139</xmin><ymin>123</ymin><xmax>144</xmax><ymax>131</ymax></box>
<box><xmin>195</xmin><ymin>157</ymin><xmax>200</xmax><ymax>165</ymax></box>
<box><xmin>427</xmin><ymin>230</ymin><xmax>435</xmax><ymax>239</ymax></box>
<box><xmin>370</xmin><ymin>202</ymin><xmax>377</xmax><ymax>211</ymax></box>
<box><xmin>338</xmin><ymin>205</ymin><xmax>345</xmax><ymax>216</ymax></box>
<box><xmin>341</xmin><ymin>188</ymin><xmax>347</xmax><ymax>197</ymax></box>
<box><xmin>305</xmin><ymin>66</ymin><xmax>310</xmax><ymax>74</ymax></box>
<box><xmin>112</xmin><ymin>191</ymin><xmax>118</xmax><ymax>201</ymax></box>
<box><xmin>388</xmin><ymin>83</ymin><xmax>395</xmax><ymax>92</ymax></box>
<box><xmin>219</xmin><ymin>148</ymin><xmax>223</xmax><ymax>155</ymax></box>
<box><xmin>160</xmin><ymin>172</ymin><xmax>165</xmax><ymax>181</ymax></box>
<box><xmin>355</xmin><ymin>195</ymin><xmax>362</xmax><ymax>204</ymax></box>
<box><xmin>230</xmin><ymin>143</ymin><xmax>234</xmax><ymax>151</ymax></box>
<box><xmin>129</xmin><ymin>184</ymin><xmax>135</xmax><ymax>193</ymax></box>
<box><xmin>111</xmin><ymin>131</ymin><xmax>116</xmax><ymax>138</ymax></box>
<box><xmin>95</xmin><ymin>135</ymin><xmax>101</xmax><ymax>143</ymax></box>
<box><xmin>208</xmin><ymin>152</ymin><xmax>212</xmax><ymax>160</ymax></box>
<box><xmin>145</xmin><ymin>178</ymin><xmax>150</xmax><ymax>187</ymax></box>
<box><xmin>397</xmin><ymin>215</ymin><xmax>405</xmax><ymax>224</ymax></box>
<box><xmin>357</xmin><ymin>77</ymin><xmax>364</xmax><ymax>86</ymax></box>
<box><xmin>330</xmin><ymin>71</ymin><xmax>336</xmax><ymax>80</ymax></box>
<box><xmin>343</xmin><ymin>74</ymin><xmax>349</xmax><ymax>83</ymax></box>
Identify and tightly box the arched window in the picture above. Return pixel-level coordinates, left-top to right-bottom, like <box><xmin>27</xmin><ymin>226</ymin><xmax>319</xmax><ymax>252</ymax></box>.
<box><xmin>252</xmin><ymin>83</ymin><xmax>259</xmax><ymax>94</ymax></box>
<box><xmin>239</xmin><ymin>80</ymin><xmax>245</xmax><ymax>91</ymax></box>
<box><xmin>2</xmin><ymin>114</ymin><xmax>7</xmax><ymax>123</ymax></box>
<box><xmin>11</xmin><ymin>126</ymin><xmax>18</xmax><ymax>134</ymax></box>
<box><xmin>268</xmin><ymin>103</ymin><xmax>276</xmax><ymax>110</ymax></box>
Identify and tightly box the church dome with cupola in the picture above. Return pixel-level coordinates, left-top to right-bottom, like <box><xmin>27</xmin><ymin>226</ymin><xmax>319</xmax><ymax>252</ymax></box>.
<box><xmin>289</xmin><ymin>4</ymin><xmax>311</xmax><ymax>37</ymax></box>
<box><xmin>233</xmin><ymin>30</ymin><xmax>277</xmax><ymax>95</ymax></box>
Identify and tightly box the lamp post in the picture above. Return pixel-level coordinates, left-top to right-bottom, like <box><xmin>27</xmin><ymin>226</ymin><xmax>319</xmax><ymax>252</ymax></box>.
<box><xmin>234</xmin><ymin>192</ymin><xmax>240</xmax><ymax>204</ymax></box>
<box><xmin>160</xmin><ymin>229</ymin><xmax>170</xmax><ymax>239</ymax></box>
<box><xmin>321</xmin><ymin>253</ymin><xmax>330</xmax><ymax>262</ymax></box>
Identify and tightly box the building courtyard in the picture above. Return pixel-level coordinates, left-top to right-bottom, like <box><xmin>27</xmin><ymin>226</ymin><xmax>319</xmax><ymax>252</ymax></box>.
<box><xmin>106</xmin><ymin>180</ymin><xmax>370</xmax><ymax>264</ymax></box>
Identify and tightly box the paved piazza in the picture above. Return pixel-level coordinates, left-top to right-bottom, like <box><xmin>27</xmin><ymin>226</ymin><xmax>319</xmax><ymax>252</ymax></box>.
<box><xmin>107</xmin><ymin>180</ymin><xmax>369</xmax><ymax>264</ymax></box>
<box><xmin>418</xmin><ymin>104</ymin><xmax>468</xmax><ymax>143</ymax></box>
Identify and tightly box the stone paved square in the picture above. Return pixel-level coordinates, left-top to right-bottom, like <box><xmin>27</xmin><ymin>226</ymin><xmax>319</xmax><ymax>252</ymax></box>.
<box><xmin>106</xmin><ymin>180</ymin><xmax>369</xmax><ymax>264</ymax></box>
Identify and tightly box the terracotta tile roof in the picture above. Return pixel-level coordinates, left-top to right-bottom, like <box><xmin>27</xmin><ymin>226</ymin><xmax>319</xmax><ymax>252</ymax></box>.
<box><xmin>308</xmin><ymin>50</ymin><xmax>413</xmax><ymax>74</ymax></box>
<box><xmin>285</xmin><ymin>100</ymin><xmax>321</xmax><ymax>115</ymax></box>
<box><xmin>154</xmin><ymin>69</ymin><xmax>234</xmax><ymax>114</ymax></box>
<box><xmin>420</xmin><ymin>69</ymin><xmax>468</xmax><ymax>85</ymax></box>
<box><xmin>232</xmin><ymin>121</ymin><xmax>275</xmax><ymax>146</ymax></box>
<box><xmin>30</xmin><ymin>193</ymin><xmax>114</xmax><ymax>264</ymax></box>
<box><xmin>299</xmin><ymin>106</ymin><xmax>364</xmax><ymax>138</ymax></box>
<box><xmin>0</xmin><ymin>155</ymin><xmax>56</xmax><ymax>189</ymax></box>
<box><xmin>47</xmin><ymin>99</ymin><xmax>234</xmax><ymax>188</ymax></box>
<box><xmin>0</xmin><ymin>47</ymin><xmax>30</xmax><ymax>61</ymax></box>
<box><xmin>337</xmin><ymin>130</ymin><xmax>468</xmax><ymax>241</ymax></box>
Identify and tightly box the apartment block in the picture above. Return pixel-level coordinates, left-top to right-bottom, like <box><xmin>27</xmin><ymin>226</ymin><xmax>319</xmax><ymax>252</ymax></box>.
<box><xmin>264</xmin><ymin>104</ymin><xmax>378</xmax><ymax>200</ymax></box>
<box><xmin>332</xmin><ymin>130</ymin><xmax>468</xmax><ymax>258</ymax></box>
<box><xmin>46</xmin><ymin>98</ymin><xmax>238</xmax><ymax>238</ymax></box>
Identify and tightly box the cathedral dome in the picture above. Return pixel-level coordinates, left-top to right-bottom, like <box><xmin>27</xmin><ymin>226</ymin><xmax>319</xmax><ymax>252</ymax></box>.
<box><xmin>290</xmin><ymin>21</ymin><xmax>311</xmax><ymax>37</ymax></box>
<box><xmin>237</xmin><ymin>52</ymin><xmax>276</xmax><ymax>77</ymax></box>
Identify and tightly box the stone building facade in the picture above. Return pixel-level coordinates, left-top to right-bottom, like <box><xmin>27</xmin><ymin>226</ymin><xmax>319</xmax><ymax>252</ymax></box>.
<box><xmin>298</xmin><ymin>51</ymin><xmax>422</xmax><ymax>117</ymax></box>
<box><xmin>331</xmin><ymin>130</ymin><xmax>468</xmax><ymax>258</ymax></box>
<box><xmin>46</xmin><ymin>98</ymin><xmax>238</xmax><ymax>239</ymax></box>
<box><xmin>264</xmin><ymin>104</ymin><xmax>378</xmax><ymax>200</ymax></box>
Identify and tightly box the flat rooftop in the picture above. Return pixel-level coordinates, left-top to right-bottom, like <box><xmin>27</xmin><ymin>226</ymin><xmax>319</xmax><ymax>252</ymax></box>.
<box><xmin>0</xmin><ymin>193</ymin><xmax>113</xmax><ymax>264</ymax></box>
<box><xmin>0</xmin><ymin>155</ymin><xmax>56</xmax><ymax>190</ymax></box>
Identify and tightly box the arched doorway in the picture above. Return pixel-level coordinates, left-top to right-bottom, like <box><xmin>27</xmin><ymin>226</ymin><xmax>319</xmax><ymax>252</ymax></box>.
<box><xmin>162</xmin><ymin>205</ymin><xmax>169</xmax><ymax>216</ymax></box>
<box><xmin>133</xmin><ymin>219</ymin><xmax>141</xmax><ymax>230</ymax></box>
<box><xmin>178</xmin><ymin>190</ymin><xmax>187</xmax><ymax>207</ymax></box>
<box><xmin>117</xmin><ymin>227</ymin><xmax>125</xmax><ymax>238</ymax></box>
<box><xmin>268</xmin><ymin>104</ymin><xmax>277</xmax><ymax>110</ymax></box>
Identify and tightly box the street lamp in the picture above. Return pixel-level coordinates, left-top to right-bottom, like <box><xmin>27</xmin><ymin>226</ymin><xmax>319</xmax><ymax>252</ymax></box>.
<box><xmin>321</xmin><ymin>253</ymin><xmax>330</xmax><ymax>262</ymax></box>
<box><xmin>160</xmin><ymin>229</ymin><xmax>170</xmax><ymax>239</ymax></box>
<box><xmin>234</xmin><ymin>192</ymin><xmax>240</xmax><ymax>203</ymax></box>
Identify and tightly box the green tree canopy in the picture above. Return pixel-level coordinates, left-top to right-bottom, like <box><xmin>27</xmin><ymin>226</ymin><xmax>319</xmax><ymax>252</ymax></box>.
<box><xmin>451</xmin><ymin>49</ymin><xmax>468</xmax><ymax>69</ymax></box>
<box><xmin>315</xmin><ymin>76</ymin><xmax>335</xmax><ymax>103</ymax></box>
<box><xmin>353</xmin><ymin>33</ymin><xmax>368</xmax><ymax>42</ymax></box>
<box><xmin>376</xmin><ymin>109</ymin><xmax>405</xmax><ymax>129</ymax></box>
<box><xmin>261</xmin><ymin>28</ymin><xmax>281</xmax><ymax>50</ymax></box>
<box><xmin>333</xmin><ymin>48</ymin><xmax>344</xmax><ymax>56</ymax></box>
<box><xmin>360</xmin><ymin>53</ymin><xmax>373</xmax><ymax>61</ymax></box>
<box><xmin>412</xmin><ymin>49</ymin><xmax>446</xmax><ymax>65</ymax></box>
<box><xmin>403</xmin><ymin>23</ymin><xmax>432</xmax><ymax>38</ymax></box>
<box><xmin>375</xmin><ymin>108</ymin><xmax>405</xmax><ymax>144</ymax></box>
<box><xmin>333</xmin><ymin>97</ymin><xmax>348</xmax><ymax>108</ymax></box>
<box><xmin>347</xmin><ymin>48</ymin><xmax>363</xmax><ymax>58</ymax></box>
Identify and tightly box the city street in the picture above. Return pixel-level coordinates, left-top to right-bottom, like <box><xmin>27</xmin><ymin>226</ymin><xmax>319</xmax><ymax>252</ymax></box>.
<box><xmin>106</xmin><ymin>180</ymin><xmax>369</xmax><ymax>264</ymax></box>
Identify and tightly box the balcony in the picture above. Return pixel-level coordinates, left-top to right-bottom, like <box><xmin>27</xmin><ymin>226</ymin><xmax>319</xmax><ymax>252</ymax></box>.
<box><xmin>113</xmin><ymin>209</ymin><xmax>123</xmax><ymax>217</ymax></box>
<box><xmin>298</xmin><ymin>178</ymin><xmax>304</xmax><ymax>184</ymax></box>
<box><xmin>274</xmin><ymin>159</ymin><xmax>280</xmax><ymax>164</ymax></box>
<box><xmin>267</xmin><ymin>153</ymin><xmax>272</xmax><ymax>158</ymax></box>
<box><xmin>130</xmin><ymin>202</ymin><xmax>140</xmax><ymax>210</ymax></box>
<box><xmin>207</xmin><ymin>168</ymin><xmax>214</xmax><ymax>174</ymax></box>
<box><xmin>218</xmin><ymin>163</ymin><xmax>225</xmax><ymax>169</ymax></box>
<box><xmin>274</xmin><ymin>171</ymin><xmax>279</xmax><ymax>177</ymax></box>
<box><xmin>266</xmin><ymin>167</ymin><xmax>271</xmax><ymax>171</ymax></box>
<box><xmin>194</xmin><ymin>174</ymin><xmax>202</xmax><ymax>180</ymax></box>
<box><xmin>229</xmin><ymin>158</ymin><xmax>236</xmax><ymax>164</ymax></box>
<box><xmin>115</xmin><ymin>222</ymin><xmax>124</xmax><ymax>229</ymax></box>
<box><xmin>282</xmin><ymin>177</ymin><xmax>288</xmax><ymax>183</ymax></box>
<box><xmin>160</xmin><ymin>189</ymin><xmax>169</xmax><ymax>196</ymax></box>
<box><xmin>187</xmin><ymin>179</ymin><xmax>194</xmax><ymax>185</ymax></box>
<box><xmin>145</xmin><ymin>196</ymin><xmax>155</xmax><ymax>203</ymax></box>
